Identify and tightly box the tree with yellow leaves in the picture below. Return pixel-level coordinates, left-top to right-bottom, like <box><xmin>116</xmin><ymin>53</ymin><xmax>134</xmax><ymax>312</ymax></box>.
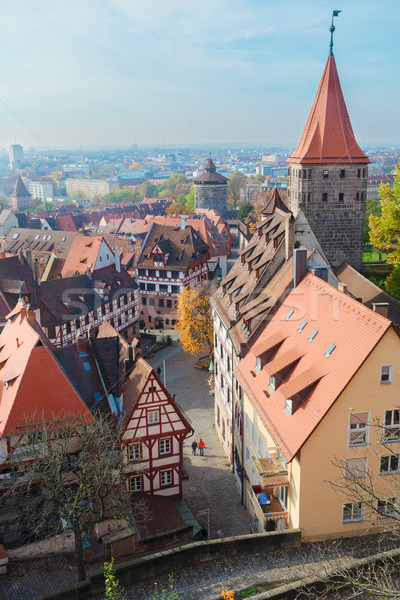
<box><xmin>176</xmin><ymin>283</ymin><xmax>214</xmax><ymax>357</ymax></box>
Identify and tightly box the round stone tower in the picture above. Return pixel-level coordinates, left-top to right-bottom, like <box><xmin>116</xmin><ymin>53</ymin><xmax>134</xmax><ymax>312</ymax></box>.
<box><xmin>194</xmin><ymin>158</ymin><xmax>228</xmax><ymax>218</ymax></box>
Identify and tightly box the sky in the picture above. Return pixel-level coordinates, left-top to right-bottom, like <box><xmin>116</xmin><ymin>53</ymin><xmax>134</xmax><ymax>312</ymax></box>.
<box><xmin>0</xmin><ymin>0</ymin><xmax>399</xmax><ymax>149</ymax></box>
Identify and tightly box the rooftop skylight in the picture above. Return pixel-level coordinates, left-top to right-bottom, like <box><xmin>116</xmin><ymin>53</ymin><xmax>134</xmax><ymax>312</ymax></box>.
<box><xmin>324</xmin><ymin>344</ymin><xmax>336</xmax><ymax>358</ymax></box>
<box><xmin>308</xmin><ymin>330</ymin><xmax>318</xmax><ymax>343</ymax></box>
<box><xmin>284</xmin><ymin>309</ymin><xmax>294</xmax><ymax>321</ymax></box>
<box><xmin>297</xmin><ymin>321</ymin><xmax>307</xmax><ymax>333</ymax></box>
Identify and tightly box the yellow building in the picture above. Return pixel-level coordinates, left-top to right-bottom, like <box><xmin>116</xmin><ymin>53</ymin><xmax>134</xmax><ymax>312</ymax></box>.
<box><xmin>235</xmin><ymin>250</ymin><xmax>400</xmax><ymax>541</ymax></box>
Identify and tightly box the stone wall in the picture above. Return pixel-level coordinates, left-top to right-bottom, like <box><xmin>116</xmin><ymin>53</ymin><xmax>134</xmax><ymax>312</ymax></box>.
<box><xmin>287</xmin><ymin>163</ymin><xmax>368</xmax><ymax>270</ymax></box>
<box><xmin>194</xmin><ymin>183</ymin><xmax>228</xmax><ymax>219</ymax></box>
<box><xmin>34</xmin><ymin>529</ymin><xmax>301</xmax><ymax>600</ymax></box>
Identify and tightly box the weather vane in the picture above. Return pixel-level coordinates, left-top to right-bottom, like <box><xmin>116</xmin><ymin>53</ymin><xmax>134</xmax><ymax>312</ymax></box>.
<box><xmin>329</xmin><ymin>10</ymin><xmax>341</xmax><ymax>55</ymax></box>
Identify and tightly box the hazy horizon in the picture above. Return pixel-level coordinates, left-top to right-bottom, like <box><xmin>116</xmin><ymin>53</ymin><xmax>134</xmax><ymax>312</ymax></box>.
<box><xmin>1</xmin><ymin>1</ymin><xmax>399</xmax><ymax>149</ymax></box>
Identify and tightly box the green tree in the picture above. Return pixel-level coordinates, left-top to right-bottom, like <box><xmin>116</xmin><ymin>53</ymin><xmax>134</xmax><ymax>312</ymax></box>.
<box><xmin>237</xmin><ymin>203</ymin><xmax>254</xmax><ymax>223</ymax></box>
<box><xmin>228</xmin><ymin>172</ymin><xmax>247</xmax><ymax>210</ymax></box>
<box><xmin>71</xmin><ymin>191</ymin><xmax>84</xmax><ymax>199</ymax></box>
<box><xmin>185</xmin><ymin>185</ymin><xmax>195</xmax><ymax>211</ymax></box>
<box><xmin>385</xmin><ymin>265</ymin><xmax>400</xmax><ymax>301</ymax></box>
<box><xmin>363</xmin><ymin>197</ymin><xmax>382</xmax><ymax>246</ymax></box>
<box><xmin>369</xmin><ymin>158</ymin><xmax>400</xmax><ymax>267</ymax></box>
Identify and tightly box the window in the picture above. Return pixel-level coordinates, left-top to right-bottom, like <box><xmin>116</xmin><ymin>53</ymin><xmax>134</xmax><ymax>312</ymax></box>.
<box><xmin>147</xmin><ymin>284</ymin><xmax>155</xmax><ymax>292</ymax></box>
<box><xmin>139</xmin><ymin>283</ymin><xmax>145</xmax><ymax>290</ymax></box>
<box><xmin>160</xmin><ymin>438</ymin><xmax>171</xmax><ymax>455</ymax></box>
<box><xmin>345</xmin><ymin>457</ymin><xmax>368</xmax><ymax>479</ymax></box>
<box><xmin>148</xmin><ymin>410</ymin><xmax>160</xmax><ymax>424</ymax></box>
<box><xmin>147</xmin><ymin>269</ymin><xmax>155</xmax><ymax>277</ymax></box>
<box><xmin>159</xmin><ymin>299</ymin><xmax>164</xmax><ymax>307</ymax></box>
<box><xmin>141</xmin><ymin>297</ymin><xmax>147</xmax><ymax>305</ymax></box>
<box><xmin>171</xmin><ymin>271</ymin><xmax>179</xmax><ymax>279</ymax></box>
<box><xmin>138</xmin><ymin>269</ymin><xmax>146</xmax><ymax>276</ymax></box>
<box><xmin>159</xmin><ymin>285</ymin><xmax>168</xmax><ymax>292</ymax></box>
<box><xmin>349</xmin><ymin>412</ymin><xmax>369</xmax><ymax>447</ymax></box>
<box><xmin>66</xmin><ymin>321</ymin><xmax>71</xmax><ymax>334</ymax></box>
<box><xmin>322</xmin><ymin>193</ymin><xmax>328</xmax><ymax>202</ymax></box>
<box><xmin>363</xmin><ymin>168</ymin><xmax>366</xmax><ymax>178</ymax></box>
<box><xmin>222</xmin><ymin>418</ymin><xmax>225</xmax><ymax>440</ymax></box>
<box><xmin>380</xmin><ymin>365</ymin><xmax>393</xmax><ymax>384</ymax></box>
<box><xmin>297</xmin><ymin>321</ymin><xmax>307</xmax><ymax>333</ymax></box>
<box><xmin>227</xmin><ymin>357</ymin><xmax>230</xmax><ymax>372</ymax></box>
<box><xmin>339</xmin><ymin>193</ymin><xmax>344</xmax><ymax>202</ymax></box>
<box><xmin>383</xmin><ymin>410</ymin><xmax>400</xmax><ymax>441</ymax></box>
<box><xmin>356</xmin><ymin>192</ymin><xmax>360</xmax><ymax>201</ymax></box>
<box><xmin>217</xmin><ymin>405</ymin><xmax>220</xmax><ymax>426</ymax></box>
<box><xmin>128</xmin><ymin>443</ymin><xmax>141</xmax><ymax>461</ymax></box>
<box><xmin>83</xmin><ymin>361</ymin><xmax>91</xmax><ymax>372</ymax></box>
<box><xmin>245</xmin><ymin>414</ymin><xmax>250</xmax><ymax>430</ymax></box>
<box><xmin>167</xmin><ymin>300</ymin><xmax>172</xmax><ymax>308</ymax></box>
<box><xmin>308</xmin><ymin>169</ymin><xmax>312</xmax><ymax>180</ymax></box>
<box><xmin>160</xmin><ymin>470</ymin><xmax>172</xmax><ymax>487</ymax></box>
<box><xmin>323</xmin><ymin>170</ymin><xmax>329</xmax><ymax>179</ymax></box>
<box><xmin>171</xmin><ymin>285</ymin><xmax>179</xmax><ymax>294</ymax></box>
<box><xmin>307</xmin><ymin>192</ymin><xmax>311</xmax><ymax>203</ymax></box>
<box><xmin>252</xmin><ymin>423</ymin><xmax>256</xmax><ymax>443</ymax></box>
<box><xmin>308</xmin><ymin>330</ymin><xmax>318</xmax><ymax>343</ymax></box>
<box><xmin>245</xmin><ymin>446</ymin><xmax>250</xmax><ymax>465</ymax></box>
<box><xmin>377</xmin><ymin>498</ymin><xmax>397</xmax><ymax>517</ymax></box>
<box><xmin>48</xmin><ymin>326</ymin><xmax>56</xmax><ymax>339</ymax></box>
<box><xmin>149</xmin><ymin>298</ymin><xmax>154</xmax><ymax>306</ymax></box>
<box><xmin>284</xmin><ymin>309</ymin><xmax>294</xmax><ymax>321</ymax></box>
<box><xmin>343</xmin><ymin>502</ymin><xmax>363</xmax><ymax>523</ymax></box>
<box><xmin>340</xmin><ymin>169</ymin><xmax>345</xmax><ymax>179</ymax></box>
<box><xmin>357</xmin><ymin>169</ymin><xmax>361</xmax><ymax>178</ymax></box>
<box><xmin>324</xmin><ymin>344</ymin><xmax>336</xmax><ymax>358</ymax></box>
<box><xmin>258</xmin><ymin>436</ymin><xmax>264</xmax><ymax>457</ymax></box>
<box><xmin>380</xmin><ymin>454</ymin><xmax>399</xmax><ymax>474</ymax></box>
<box><xmin>130</xmin><ymin>476</ymin><xmax>142</xmax><ymax>492</ymax></box>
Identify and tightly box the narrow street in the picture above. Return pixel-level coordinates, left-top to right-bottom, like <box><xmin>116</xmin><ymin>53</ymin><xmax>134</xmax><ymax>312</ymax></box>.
<box><xmin>149</xmin><ymin>342</ymin><xmax>252</xmax><ymax>539</ymax></box>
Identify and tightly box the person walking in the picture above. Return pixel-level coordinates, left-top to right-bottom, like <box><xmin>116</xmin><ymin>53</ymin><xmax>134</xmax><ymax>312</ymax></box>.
<box><xmin>198</xmin><ymin>438</ymin><xmax>205</xmax><ymax>456</ymax></box>
<box><xmin>199</xmin><ymin>526</ymin><xmax>208</xmax><ymax>541</ymax></box>
<box><xmin>191</xmin><ymin>440</ymin><xmax>198</xmax><ymax>455</ymax></box>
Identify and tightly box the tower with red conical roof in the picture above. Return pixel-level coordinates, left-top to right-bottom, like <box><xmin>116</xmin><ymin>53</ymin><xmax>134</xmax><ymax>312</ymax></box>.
<box><xmin>10</xmin><ymin>176</ymin><xmax>32</xmax><ymax>212</ymax></box>
<box><xmin>194</xmin><ymin>158</ymin><xmax>228</xmax><ymax>218</ymax></box>
<box><xmin>287</xmin><ymin>36</ymin><xmax>370</xmax><ymax>270</ymax></box>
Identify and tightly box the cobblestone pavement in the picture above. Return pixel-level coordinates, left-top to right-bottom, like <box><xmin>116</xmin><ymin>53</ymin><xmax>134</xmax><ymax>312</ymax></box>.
<box><xmin>149</xmin><ymin>343</ymin><xmax>253</xmax><ymax>538</ymax></box>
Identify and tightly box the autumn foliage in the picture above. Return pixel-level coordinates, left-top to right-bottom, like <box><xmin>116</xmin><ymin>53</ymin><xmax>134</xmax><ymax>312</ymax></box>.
<box><xmin>175</xmin><ymin>283</ymin><xmax>214</xmax><ymax>357</ymax></box>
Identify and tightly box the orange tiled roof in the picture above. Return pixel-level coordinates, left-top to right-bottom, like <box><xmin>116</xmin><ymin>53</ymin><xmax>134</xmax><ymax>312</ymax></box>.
<box><xmin>0</xmin><ymin>300</ymin><xmax>93</xmax><ymax>436</ymax></box>
<box><xmin>235</xmin><ymin>272</ymin><xmax>392</xmax><ymax>461</ymax></box>
<box><xmin>288</xmin><ymin>55</ymin><xmax>370</xmax><ymax>164</ymax></box>
<box><xmin>61</xmin><ymin>236</ymin><xmax>113</xmax><ymax>277</ymax></box>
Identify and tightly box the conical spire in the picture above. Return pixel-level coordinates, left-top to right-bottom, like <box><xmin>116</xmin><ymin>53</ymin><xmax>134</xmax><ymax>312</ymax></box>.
<box><xmin>261</xmin><ymin>188</ymin><xmax>290</xmax><ymax>216</ymax></box>
<box><xmin>205</xmin><ymin>158</ymin><xmax>216</xmax><ymax>172</ymax></box>
<box><xmin>288</xmin><ymin>55</ymin><xmax>370</xmax><ymax>164</ymax></box>
<box><xmin>13</xmin><ymin>176</ymin><xmax>31</xmax><ymax>197</ymax></box>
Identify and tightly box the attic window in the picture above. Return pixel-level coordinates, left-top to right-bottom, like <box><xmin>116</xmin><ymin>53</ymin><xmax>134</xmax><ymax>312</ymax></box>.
<box><xmin>35</xmin><ymin>234</ymin><xmax>40</xmax><ymax>240</ymax></box>
<box><xmin>284</xmin><ymin>310</ymin><xmax>294</xmax><ymax>321</ymax></box>
<box><xmin>324</xmin><ymin>344</ymin><xmax>336</xmax><ymax>358</ymax></box>
<box><xmin>285</xmin><ymin>398</ymin><xmax>293</xmax><ymax>416</ymax></box>
<box><xmin>94</xmin><ymin>392</ymin><xmax>102</xmax><ymax>403</ymax></box>
<box><xmin>62</xmin><ymin>237</ymin><xmax>66</xmax><ymax>242</ymax></box>
<box><xmin>256</xmin><ymin>357</ymin><xmax>262</xmax><ymax>372</ymax></box>
<box><xmin>12</xmin><ymin>233</ymin><xmax>19</xmax><ymax>239</ymax></box>
<box><xmin>297</xmin><ymin>321</ymin><xmax>307</xmax><ymax>333</ymax></box>
<box><xmin>47</xmin><ymin>235</ymin><xmax>52</xmax><ymax>240</ymax></box>
<box><xmin>88</xmin><ymin>263</ymin><xmax>92</xmax><ymax>268</ymax></box>
<box><xmin>83</xmin><ymin>362</ymin><xmax>91</xmax><ymax>372</ymax></box>
<box><xmin>42</xmin><ymin>235</ymin><xmax>47</xmax><ymax>240</ymax></box>
<box><xmin>308</xmin><ymin>330</ymin><xmax>318</xmax><ymax>343</ymax></box>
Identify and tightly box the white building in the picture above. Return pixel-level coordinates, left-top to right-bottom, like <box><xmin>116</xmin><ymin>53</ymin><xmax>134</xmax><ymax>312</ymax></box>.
<box><xmin>23</xmin><ymin>179</ymin><xmax>54</xmax><ymax>202</ymax></box>
<box><xmin>9</xmin><ymin>145</ymin><xmax>24</xmax><ymax>170</ymax></box>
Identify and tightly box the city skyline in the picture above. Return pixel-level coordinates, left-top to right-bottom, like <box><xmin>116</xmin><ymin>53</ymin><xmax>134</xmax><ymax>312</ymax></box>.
<box><xmin>1</xmin><ymin>0</ymin><xmax>399</xmax><ymax>148</ymax></box>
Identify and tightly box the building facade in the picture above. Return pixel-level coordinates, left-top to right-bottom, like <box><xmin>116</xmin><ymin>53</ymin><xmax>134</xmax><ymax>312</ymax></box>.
<box><xmin>135</xmin><ymin>221</ymin><xmax>209</xmax><ymax>329</ymax></box>
<box><xmin>65</xmin><ymin>179</ymin><xmax>118</xmax><ymax>199</ymax></box>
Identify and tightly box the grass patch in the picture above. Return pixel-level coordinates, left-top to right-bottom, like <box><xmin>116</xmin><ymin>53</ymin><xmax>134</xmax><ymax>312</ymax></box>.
<box><xmin>363</xmin><ymin>251</ymin><xmax>387</xmax><ymax>263</ymax></box>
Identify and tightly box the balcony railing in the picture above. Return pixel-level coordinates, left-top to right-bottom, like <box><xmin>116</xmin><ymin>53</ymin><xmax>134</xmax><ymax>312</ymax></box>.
<box><xmin>248</xmin><ymin>485</ymin><xmax>288</xmax><ymax>533</ymax></box>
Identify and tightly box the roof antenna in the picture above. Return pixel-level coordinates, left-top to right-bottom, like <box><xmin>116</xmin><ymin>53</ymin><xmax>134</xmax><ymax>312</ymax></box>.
<box><xmin>329</xmin><ymin>10</ymin><xmax>341</xmax><ymax>55</ymax></box>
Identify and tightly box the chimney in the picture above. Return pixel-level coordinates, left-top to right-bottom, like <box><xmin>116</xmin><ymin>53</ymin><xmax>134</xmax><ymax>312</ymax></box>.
<box><xmin>293</xmin><ymin>248</ymin><xmax>307</xmax><ymax>287</ymax></box>
<box><xmin>115</xmin><ymin>248</ymin><xmax>121</xmax><ymax>273</ymax></box>
<box><xmin>311</xmin><ymin>265</ymin><xmax>329</xmax><ymax>282</ymax></box>
<box><xmin>124</xmin><ymin>343</ymin><xmax>135</xmax><ymax>376</ymax></box>
<box><xmin>372</xmin><ymin>302</ymin><xmax>389</xmax><ymax>318</ymax></box>
<box><xmin>180</xmin><ymin>215</ymin><xmax>188</xmax><ymax>230</ymax></box>
<box><xmin>76</xmin><ymin>332</ymin><xmax>87</xmax><ymax>355</ymax></box>
<box><xmin>337</xmin><ymin>282</ymin><xmax>348</xmax><ymax>294</ymax></box>
<box><xmin>285</xmin><ymin>216</ymin><xmax>294</xmax><ymax>262</ymax></box>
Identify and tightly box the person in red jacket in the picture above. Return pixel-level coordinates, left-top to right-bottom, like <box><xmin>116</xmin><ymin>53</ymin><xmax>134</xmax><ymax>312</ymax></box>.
<box><xmin>198</xmin><ymin>438</ymin><xmax>206</xmax><ymax>456</ymax></box>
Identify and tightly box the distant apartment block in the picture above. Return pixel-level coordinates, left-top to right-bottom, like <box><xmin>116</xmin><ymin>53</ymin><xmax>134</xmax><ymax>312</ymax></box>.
<box><xmin>9</xmin><ymin>144</ymin><xmax>24</xmax><ymax>170</ymax></box>
<box><xmin>66</xmin><ymin>178</ymin><xmax>118</xmax><ymax>199</ymax></box>
<box><xmin>24</xmin><ymin>179</ymin><xmax>54</xmax><ymax>202</ymax></box>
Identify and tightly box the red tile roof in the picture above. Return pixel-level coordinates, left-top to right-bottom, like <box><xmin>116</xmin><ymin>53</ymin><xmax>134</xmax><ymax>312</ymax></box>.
<box><xmin>288</xmin><ymin>55</ymin><xmax>370</xmax><ymax>164</ymax></box>
<box><xmin>61</xmin><ymin>236</ymin><xmax>113</xmax><ymax>277</ymax></box>
<box><xmin>0</xmin><ymin>300</ymin><xmax>93</xmax><ymax>436</ymax></box>
<box><xmin>235</xmin><ymin>272</ymin><xmax>392</xmax><ymax>461</ymax></box>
